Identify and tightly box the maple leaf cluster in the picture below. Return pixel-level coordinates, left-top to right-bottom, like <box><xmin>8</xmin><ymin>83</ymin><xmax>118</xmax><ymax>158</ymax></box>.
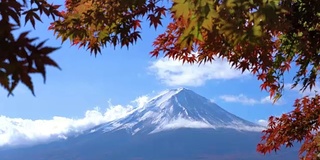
<box><xmin>50</xmin><ymin>0</ymin><xmax>167</xmax><ymax>54</ymax></box>
<box><xmin>0</xmin><ymin>0</ymin><xmax>61</xmax><ymax>95</ymax></box>
<box><xmin>257</xmin><ymin>95</ymin><xmax>320</xmax><ymax>159</ymax></box>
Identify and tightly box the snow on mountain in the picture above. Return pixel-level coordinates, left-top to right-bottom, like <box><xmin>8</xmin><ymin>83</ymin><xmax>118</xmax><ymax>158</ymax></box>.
<box><xmin>95</xmin><ymin>88</ymin><xmax>264</xmax><ymax>135</ymax></box>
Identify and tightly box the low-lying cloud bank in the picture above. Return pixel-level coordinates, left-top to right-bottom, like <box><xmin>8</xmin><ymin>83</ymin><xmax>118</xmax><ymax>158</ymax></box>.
<box><xmin>0</xmin><ymin>98</ymin><xmax>148</xmax><ymax>147</ymax></box>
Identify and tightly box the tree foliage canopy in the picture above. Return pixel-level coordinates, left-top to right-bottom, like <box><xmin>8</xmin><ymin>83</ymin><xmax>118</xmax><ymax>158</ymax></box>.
<box><xmin>1</xmin><ymin>0</ymin><xmax>320</xmax><ymax>159</ymax></box>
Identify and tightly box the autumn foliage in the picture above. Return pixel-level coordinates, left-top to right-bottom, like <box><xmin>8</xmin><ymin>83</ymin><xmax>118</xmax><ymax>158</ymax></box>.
<box><xmin>1</xmin><ymin>0</ymin><xmax>320</xmax><ymax>159</ymax></box>
<box><xmin>51</xmin><ymin>0</ymin><xmax>167</xmax><ymax>54</ymax></box>
<box><xmin>258</xmin><ymin>95</ymin><xmax>320</xmax><ymax>159</ymax></box>
<box><xmin>0</xmin><ymin>0</ymin><xmax>61</xmax><ymax>95</ymax></box>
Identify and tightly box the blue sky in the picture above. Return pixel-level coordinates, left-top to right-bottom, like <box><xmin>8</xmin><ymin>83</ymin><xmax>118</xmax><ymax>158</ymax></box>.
<box><xmin>0</xmin><ymin>0</ymin><xmax>317</xmax><ymax>147</ymax></box>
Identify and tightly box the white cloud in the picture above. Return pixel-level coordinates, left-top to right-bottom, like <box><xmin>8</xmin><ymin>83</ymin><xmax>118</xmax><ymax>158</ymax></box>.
<box><xmin>151</xmin><ymin>117</ymin><xmax>265</xmax><ymax>134</ymax></box>
<box><xmin>0</xmin><ymin>100</ymin><xmax>139</xmax><ymax>147</ymax></box>
<box><xmin>131</xmin><ymin>95</ymin><xmax>150</xmax><ymax>108</ymax></box>
<box><xmin>257</xmin><ymin>119</ymin><xmax>269</xmax><ymax>127</ymax></box>
<box><xmin>155</xmin><ymin>118</ymin><xmax>214</xmax><ymax>132</ymax></box>
<box><xmin>219</xmin><ymin>94</ymin><xmax>280</xmax><ymax>105</ymax></box>
<box><xmin>260</xmin><ymin>96</ymin><xmax>275</xmax><ymax>104</ymax></box>
<box><xmin>149</xmin><ymin>57</ymin><xmax>249</xmax><ymax>86</ymax></box>
<box><xmin>219</xmin><ymin>94</ymin><xmax>258</xmax><ymax>105</ymax></box>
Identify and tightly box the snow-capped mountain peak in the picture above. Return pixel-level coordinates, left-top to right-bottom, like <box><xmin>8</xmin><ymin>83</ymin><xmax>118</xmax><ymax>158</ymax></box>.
<box><xmin>146</xmin><ymin>87</ymin><xmax>186</xmax><ymax>108</ymax></box>
<box><xmin>96</xmin><ymin>88</ymin><xmax>264</xmax><ymax>134</ymax></box>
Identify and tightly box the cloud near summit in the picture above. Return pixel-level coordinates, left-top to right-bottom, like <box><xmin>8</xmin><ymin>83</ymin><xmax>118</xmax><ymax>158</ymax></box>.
<box><xmin>0</xmin><ymin>96</ymin><xmax>150</xmax><ymax>147</ymax></box>
<box><xmin>149</xmin><ymin>57</ymin><xmax>249</xmax><ymax>86</ymax></box>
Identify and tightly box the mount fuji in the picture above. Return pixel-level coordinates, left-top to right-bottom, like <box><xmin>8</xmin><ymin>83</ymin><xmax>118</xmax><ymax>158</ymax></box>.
<box><xmin>0</xmin><ymin>88</ymin><xmax>298</xmax><ymax>160</ymax></box>
<box><xmin>93</xmin><ymin>88</ymin><xmax>263</xmax><ymax>135</ymax></box>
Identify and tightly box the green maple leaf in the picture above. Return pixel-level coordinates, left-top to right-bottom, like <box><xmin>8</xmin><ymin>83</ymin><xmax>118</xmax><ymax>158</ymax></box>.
<box><xmin>171</xmin><ymin>0</ymin><xmax>192</xmax><ymax>19</ymax></box>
